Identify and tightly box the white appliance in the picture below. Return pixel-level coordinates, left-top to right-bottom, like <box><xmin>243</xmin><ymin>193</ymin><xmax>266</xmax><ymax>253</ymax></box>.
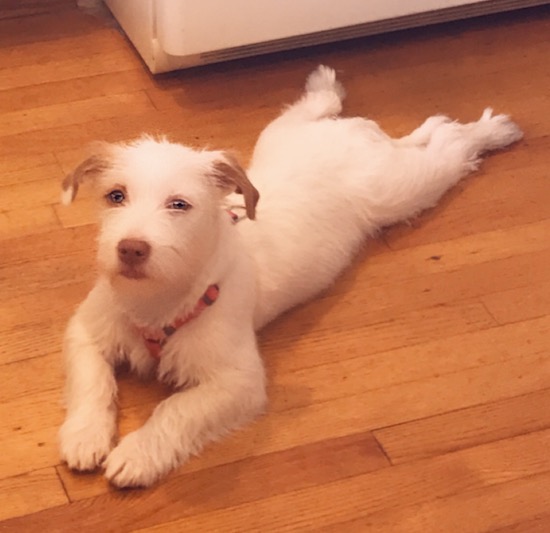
<box><xmin>104</xmin><ymin>0</ymin><xmax>547</xmax><ymax>73</ymax></box>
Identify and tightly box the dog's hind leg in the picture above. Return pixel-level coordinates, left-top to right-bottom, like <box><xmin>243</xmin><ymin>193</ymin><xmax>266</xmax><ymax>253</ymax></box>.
<box><xmin>426</xmin><ymin>108</ymin><xmax>523</xmax><ymax>162</ymax></box>
<box><xmin>396</xmin><ymin>115</ymin><xmax>453</xmax><ymax>147</ymax></box>
<box><xmin>364</xmin><ymin>109</ymin><xmax>523</xmax><ymax>228</ymax></box>
<box><xmin>283</xmin><ymin>65</ymin><xmax>346</xmax><ymax>121</ymax></box>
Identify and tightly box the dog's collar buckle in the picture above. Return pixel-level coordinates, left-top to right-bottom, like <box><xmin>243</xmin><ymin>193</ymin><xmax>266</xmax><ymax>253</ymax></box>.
<box><xmin>138</xmin><ymin>284</ymin><xmax>220</xmax><ymax>359</ymax></box>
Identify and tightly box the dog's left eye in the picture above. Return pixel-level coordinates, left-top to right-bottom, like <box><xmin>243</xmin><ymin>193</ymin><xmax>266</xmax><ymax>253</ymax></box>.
<box><xmin>167</xmin><ymin>199</ymin><xmax>192</xmax><ymax>211</ymax></box>
<box><xmin>106</xmin><ymin>189</ymin><xmax>126</xmax><ymax>205</ymax></box>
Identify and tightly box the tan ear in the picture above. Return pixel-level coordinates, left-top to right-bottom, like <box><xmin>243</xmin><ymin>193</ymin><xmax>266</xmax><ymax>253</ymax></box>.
<box><xmin>61</xmin><ymin>146</ymin><xmax>112</xmax><ymax>205</ymax></box>
<box><xmin>211</xmin><ymin>153</ymin><xmax>259</xmax><ymax>220</ymax></box>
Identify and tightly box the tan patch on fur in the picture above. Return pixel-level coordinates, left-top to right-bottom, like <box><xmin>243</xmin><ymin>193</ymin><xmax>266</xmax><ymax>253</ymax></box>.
<box><xmin>62</xmin><ymin>143</ymin><xmax>113</xmax><ymax>202</ymax></box>
<box><xmin>213</xmin><ymin>153</ymin><xmax>260</xmax><ymax>220</ymax></box>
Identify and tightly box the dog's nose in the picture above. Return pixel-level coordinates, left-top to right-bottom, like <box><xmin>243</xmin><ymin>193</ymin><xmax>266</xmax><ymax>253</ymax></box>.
<box><xmin>117</xmin><ymin>239</ymin><xmax>151</xmax><ymax>266</ymax></box>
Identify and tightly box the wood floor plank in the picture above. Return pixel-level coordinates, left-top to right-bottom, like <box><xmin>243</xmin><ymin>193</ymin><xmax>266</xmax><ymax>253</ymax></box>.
<box><xmin>265</xmin><ymin>298</ymin><xmax>497</xmax><ymax>357</ymax></box>
<box><xmin>0</xmin><ymin>288</ymin><xmax>493</xmax><ymax>365</ymax></box>
<box><xmin>0</xmin><ymin>204</ymin><xmax>60</xmax><ymax>239</ymax></box>
<box><xmin>0</xmin><ymin>468</ymin><xmax>68</xmax><ymax>522</ymax></box>
<box><xmin>5</xmin><ymin>429</ymin><xmax>549</xmax><ymax>532</ymax></box>
<box><xmin>384</xmin><ymin>159</ymin><xmax>550</xmax><ymax>249</ymax></box>
<box><xmin>0</xmin><ymin>389</ymin><xmax>62</xmax><ymax>479</ymax></box>
<box><xmin>0</xmin><ymin>0</ymin><xmax>76</xmax><ymax>22</ymax></box>
<box><xmin>0</xmin><ymin>354</ymin><xmax>63</xmax><ymax>404</ymax></box>
<box><xmin>0</xmin><ymin>151</ymin><xmax>57</xmax><ymax>174</ymax></box>
<box><xmin>374</xmin><ymin>388</ymin><xmax>550</xmax><ymax>464</ymax></box>
<box><xmin>0</xmin><ymin>320</ymin><xmax>66</xmax><ymax>365</ymax></box>
<box><xmin>0</xmin><ymin>249</ymin><xmax>94</xmax><ymax>301</ymax></box>
<box><xmin>0</xmin><ymin>91</ymin><xmax>155</xmax><ymax>138</ymax></box>
<box><xmin>358</xmin><ymin>218</ymin><xmax>550</xmax><ymax>287</ymax></box>
<box><xmin>261</xmin><ymin>249</ymin><xmax>549</xmax><ymax>356</ymax></box>
<box><xmin>0</xmin><ymin>389</ymin><xmax>62</xmax><ymax>440</ymax></box>
<box><xmin>0</xmin><ymin>27</ymin><xmax>123</xmax><ymax>71</ymax></box>
<box><xmin>0</xmin><ymin>429</ymin><xmax>60</xmax><ymax>481</ymax></box>
<box><xmin>195</xmin><ymin>351</ymin><xmax>548</xmax><ymax>471</ymax></box>
<box><xmin>1</xmin><ymin>162</ymin><xmax>62</xmax><ymax>187</ymax></box>
<box><xmin>0</xmin><ymin>282</ymin><xmax>85</xmax><ymax>365</ymax></box>
<box><xmin>1</xmin><ymin>48</ymin><xmax>141</xmax><ymax>92</ymax></box>
<box><xmin>0</xmin><ymin>10</ymin><xmax>100</xmax><ymax>48</ymax></box>
<box><xmin>481</xmin><ymin>281</ymin><xmax>550</xmax><ymax>325</ymax></box>
<box><xmin>1</xmin><ymin>177</ymin><xmax>66</xmax><ymax>210</ymax></box>
<box><xmin>320</xmin><ymin>471</ymin><xmax>550</xmax><ymax>533</ymax></box>
<box><xmin>489</xmin><ymin>513</ymin><xmax>550</xmax><ymax>533</ymax></box>
<box><xmin>0</xmin><ymin>372</ymin><xmax>168</xmax><ymax>480</ymax></box>
<box><xmin>54</xmin><ymin>348</ymin><xmax>548</xmax><ymax>502</ymax></box>
<box><xmin>54</xmin><ymin>196</ymin><xmax>101</xmax><ymax>229</ymax></box>
<box><xmin>1</xmin><ymin>224</ymin><xmax>96</xmax><ymax>266</ymax></box>
<box><xmin>13</xmin><ymin>432</ymin><xmax>388</xmax><ymax>528</ymax></box>
<box><xmin>61</xmin><ymin>431</ymin><xmax>389</xmax><ymax>505</ymax></box>
<box><xmin>0</xmin><ymin>108</ymin><xmax>261</xmax><ymax>160</ymax></box>
<box><xmin>0</xmin><ymin>69</ymin><xmax>153</xmax><ymax>115</ymax></box>
<box><xmin>209</xmin><ymin>352</ymin><xmax>549</xmax><ymax>460</ymax></box>
<box><xmin>263</xmin><ymin>313</ymin><xmax>549</xmax><ymax>375</ymax></box>
<box><xmin>1</xmin><ymin>311</ymin><xmax>546</xmax><ymax>452</ymax></box>
<box><xmin>267</xmin><ymin>324</ymin><xmax>550</xmax><ymax>412</ymax></box>
<box><xmin>128</xmin><ymin>429</ymin><xmax>550</xmax><ymax>533</ymax></box>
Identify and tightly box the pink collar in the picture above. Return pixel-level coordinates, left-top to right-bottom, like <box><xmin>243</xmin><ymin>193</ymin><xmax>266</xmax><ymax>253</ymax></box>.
<box><xmin>136</xmin><ymin>284</ymin><xmax>220</xmax><ymax>359</ymax></box>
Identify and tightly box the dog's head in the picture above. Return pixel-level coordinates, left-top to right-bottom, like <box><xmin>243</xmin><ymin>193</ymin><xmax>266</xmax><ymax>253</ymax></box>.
<box><xmin>62</xmin><ymin>137</ymin><xmax>259</xmax><ymax>288</ymax></box>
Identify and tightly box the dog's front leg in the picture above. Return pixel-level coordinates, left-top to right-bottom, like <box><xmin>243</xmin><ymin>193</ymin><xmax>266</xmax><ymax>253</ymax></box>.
<box><xmin>59</xmin><ymin>314</ymin><xmax>118</xmax><ymax>471</ymax></box>
<box><xmin>104</xmin><ymin>362</ymin><xmax>266</xmax><ymax>488</ymax></box>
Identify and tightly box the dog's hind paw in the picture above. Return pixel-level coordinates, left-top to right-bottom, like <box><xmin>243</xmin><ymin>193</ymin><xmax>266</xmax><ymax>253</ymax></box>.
<box><xmin>476</xmin><ymin>108</ymin><xmax>524</xmax><ymax>151</ymax></box>
<box><xmin>59</xmin><ymin>415</ymin><xmax>115</xmax><ymax>471</ymax></box>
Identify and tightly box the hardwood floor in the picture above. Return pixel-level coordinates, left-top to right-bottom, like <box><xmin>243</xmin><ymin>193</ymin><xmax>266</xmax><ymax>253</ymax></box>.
<box><xmin>0</xmin><ymin>2</ymin><xmax>549</xmax><ymax>531</ymax></box>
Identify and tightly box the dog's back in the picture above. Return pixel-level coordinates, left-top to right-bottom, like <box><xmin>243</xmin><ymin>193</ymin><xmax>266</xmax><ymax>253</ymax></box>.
<box><xmin>237</xmin><ymin>66</ymin><xmax>522</xmax><ymax>329</ymax></box>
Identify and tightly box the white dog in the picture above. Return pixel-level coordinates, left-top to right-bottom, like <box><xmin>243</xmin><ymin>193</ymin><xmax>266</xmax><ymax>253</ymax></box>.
<box><xmin>58</xmin><ymin>66</ymin><xmax>522</xmax><ymax>487</ymax></box>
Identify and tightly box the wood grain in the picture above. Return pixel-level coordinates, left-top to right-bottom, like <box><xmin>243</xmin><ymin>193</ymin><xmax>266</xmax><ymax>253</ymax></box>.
<box><xmin>130</xmin><ymin>429</ymin><xmax>550</xmax><ymax>533</ymax></box>
<box><xmin>374</xmin><ymin>388</ymin><xmax>550</xmax><ymax>464</ymax></box>
<box><xmin>489</xmin><ymin>513</ymin><xmax>550</xmax><ymax>533</ymax></box>
<box><xmin>320</xmin><ymin>471</ymin><xmax>550</xmax><ymax>533</ymax></box>
<box><xmin>482</xmin><ymin>281</ymin><xmax>550</xmax><ymax>325</ymax></box>
<box><xmin>0</xmin><ymin>2</ymin><xmax>548</xmax><ymax>531</ymax></box>
<box><xmin>0</xmin><ymin>468</ymin><xmax>67</xmax><ymax>522</ymax></box>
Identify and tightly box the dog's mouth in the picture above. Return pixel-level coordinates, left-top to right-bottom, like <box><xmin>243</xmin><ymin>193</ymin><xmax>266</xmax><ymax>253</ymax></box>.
<box><xmin>118</xmin><ymin>267</ymin><xmax>147</xmax><ymax>280</ymax></box>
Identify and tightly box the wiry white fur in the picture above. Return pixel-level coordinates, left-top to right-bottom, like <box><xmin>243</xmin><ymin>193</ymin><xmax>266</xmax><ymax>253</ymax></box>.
<box><xmin>59</xmin><ymin>66</ymin><xmax>523</xmax><ymax>487</ymax></box>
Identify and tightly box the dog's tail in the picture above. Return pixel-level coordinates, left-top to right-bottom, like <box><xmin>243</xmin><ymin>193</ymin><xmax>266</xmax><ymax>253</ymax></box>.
<box><xmin>285</xmin><ymin>65</ymin><xmax>346</xmax><ymax>120</ymax></box>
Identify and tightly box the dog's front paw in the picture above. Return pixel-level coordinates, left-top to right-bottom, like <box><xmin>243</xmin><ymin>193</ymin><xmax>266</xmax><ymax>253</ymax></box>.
<box><xmin>104</xmin><ymin>430</ymin><xmax>165</xmax><ymax>488</ymax></box>
<box><xmin>59</xmin><ymin>414</ymin><xmax>116</xmax><ymax>471</ymax></box>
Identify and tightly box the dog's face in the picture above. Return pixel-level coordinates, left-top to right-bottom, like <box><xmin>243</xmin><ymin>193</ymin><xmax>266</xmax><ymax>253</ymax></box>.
<box><xmin>62</xmin><ymin>138</ymin><xmax>258</xmax><ymax>290</ymax></box>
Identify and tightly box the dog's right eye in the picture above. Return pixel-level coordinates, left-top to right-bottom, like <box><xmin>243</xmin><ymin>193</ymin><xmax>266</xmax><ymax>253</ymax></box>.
<box><xmin>106</xmin><ymin>190</ymin><xmax>126</xmax><ymax>205</ymax></box>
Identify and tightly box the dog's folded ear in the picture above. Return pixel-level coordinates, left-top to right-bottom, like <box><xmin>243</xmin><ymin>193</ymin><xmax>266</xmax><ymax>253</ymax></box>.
<box><xmin>61</xmin><ymin>143</ymin><xmax>112</xmax><ymax>205</ymax></box>
<box><xmin>211</xmin><ymin>153</ymin><xmax>260</xmax><ymax>220</ymax></box>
